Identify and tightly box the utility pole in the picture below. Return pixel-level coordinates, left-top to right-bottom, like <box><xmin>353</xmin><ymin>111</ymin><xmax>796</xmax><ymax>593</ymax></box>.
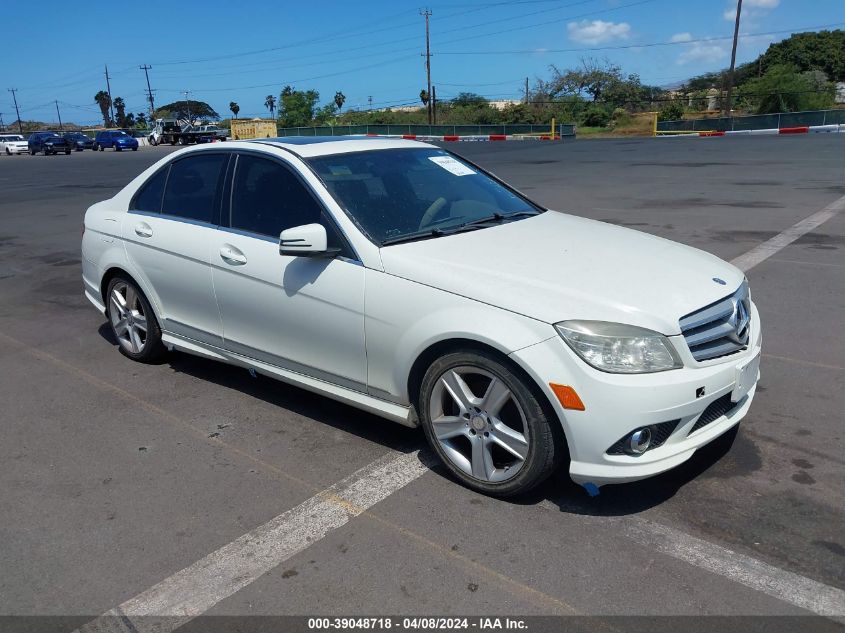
<box><xmin>368</xmin><ymin>95</ymin><xmax>373</xmax><ymax>110</ymax></box>
<box><xmin>55</xmin><ymin>100</ymin><xmax>63</xmax><ymax>131</ymax></box>
<box><xmin>104</xmin><ymin>65</ymin><xmax>115</xmax><ymax>125</ymax></box>
<box><xmin>723</xmin><ymin>0</ymin><xmax>742</xmax><ymax>117</ymax></box>
<box><xmin>0</xmin><ymin>112</ymin><xmax>5</xmax><ymax>131</ymax></box>
<box><xmin>431</xmin><ymin>85</ymin><xmax>437</xmax><ymax>125</ymax></box>
<box><xmin>183</xmin><ymin>90</ymin><xmax>191</xmax><ymax>123</ymax></box>
<box><xmin>420</xmin><ymin>8</ymin><xmax>433</xmax><ymax>125</ymax></box>
<box><xmin>8</xmin><ymin>89</ymin><xmax>23</xmax><ymax>133</ymax></box>
<box><xmin>525</xmin><ymin>77</ymin><xmax>530</xmax><ymax>103</ymax></box>
<box><xmin>140</xmin><ymin>64</ymin><xmax>155</xmax><ymax>119</ymax></box>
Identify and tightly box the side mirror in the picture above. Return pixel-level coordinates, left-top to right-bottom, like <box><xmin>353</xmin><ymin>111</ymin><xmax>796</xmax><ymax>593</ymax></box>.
<box><xmin>279</xmin><ymin>223</ymin><xmax>340</xmax><ymax>258</ymax></box>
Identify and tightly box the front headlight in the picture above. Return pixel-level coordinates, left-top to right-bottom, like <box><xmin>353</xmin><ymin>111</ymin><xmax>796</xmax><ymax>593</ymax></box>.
<box><xmin>555</xmin><ymin>320</ymin><xmax>682</xmax><ymax>374</ymax></box>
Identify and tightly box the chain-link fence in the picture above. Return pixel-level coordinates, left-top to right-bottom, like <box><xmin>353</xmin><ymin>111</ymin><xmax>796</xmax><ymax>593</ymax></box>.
<box><xmin>275</xmin><ymin>123</ymin><xmax>576</xmax><ymax>137</ymax></box>
<box><xmin>658</xmin><ymin>109</ymin><xmax>845</xmax><ymax>132</ymax></box>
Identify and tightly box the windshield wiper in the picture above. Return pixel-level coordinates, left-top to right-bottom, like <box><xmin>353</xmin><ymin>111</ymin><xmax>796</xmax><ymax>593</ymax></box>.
<box><xmin>445</xmin><ymin>210</ymin><xmax>540</xmax><ymax>234</ymax></box>
<box><xmin>380</xmin><ymin>210</ymin><xmax>540</xmax><ymax>246</ymax></box>
<box><xmin>381</xmin><ymin>229</ymin><xmax>447</xmax><ymax>246</ymax></box>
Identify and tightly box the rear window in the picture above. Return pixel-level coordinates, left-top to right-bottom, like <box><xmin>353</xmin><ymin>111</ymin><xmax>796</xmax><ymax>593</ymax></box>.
<box><xmin>131</xmin><ymin>167</ymin><xmax>169</xmax><ymax>214</ymax></box>
<box><xmin>161</xmin><ymin>154</ymin><xmax>228</xmax><ymax>223</ymax></box>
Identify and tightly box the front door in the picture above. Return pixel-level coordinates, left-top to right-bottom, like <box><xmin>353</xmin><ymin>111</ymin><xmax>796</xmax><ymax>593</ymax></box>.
<box><xmin>211</xmin><ymin>153</ymin><xmax>366</xmax><ymax>390</ymax></box>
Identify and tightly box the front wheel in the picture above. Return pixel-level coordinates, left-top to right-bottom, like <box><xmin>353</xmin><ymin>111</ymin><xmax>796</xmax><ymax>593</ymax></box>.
<box><xmin>419</xmin><ymin>349</ymin><xmax>564</xmax><ymax>497</ymax></box>
<box><xmin>106</xmin><ymin>276</ymin><xmax>166</xmax><ymax>363</ymax></box>
<box><xmin>64</xmin><ymin>150</ymin><xmax>70</xmax><ymax>155</ymax></box>
<box><xmin>131</xmin><ymin>146</ymin><xmax>138</xmax><ymax>151</ymax></box>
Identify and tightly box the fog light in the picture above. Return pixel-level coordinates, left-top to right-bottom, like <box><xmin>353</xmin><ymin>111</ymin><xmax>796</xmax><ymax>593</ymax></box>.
<box><xmin>627</xmin><ymin>427</ymin><xmax>652</xmax><ymax>455</ymax></box>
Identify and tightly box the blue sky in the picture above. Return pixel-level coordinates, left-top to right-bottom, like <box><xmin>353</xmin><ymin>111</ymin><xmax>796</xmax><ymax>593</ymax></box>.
<box><xmin>2</xmin><ymin>0</ymin><xmax>843</xmax><ymax>125</ymax></box>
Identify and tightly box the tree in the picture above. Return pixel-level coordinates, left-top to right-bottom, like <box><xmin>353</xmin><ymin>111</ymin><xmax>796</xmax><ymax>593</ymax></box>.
<box><xmin>334</xmin><ymin>91</ymin><xmax>346</xmax><ymax>112</ymax></box>
<box><xmin>738</xmin><ymin>63</ymin><xmax>835</xmax><ymax>114</ymax></box>
<box><xmin>278</xmin><ymin>85</ymin><xmax>320</xmax><ymax>127</ymax></box>
<box><xmin>419</xmin><ymin>89</ymin><xmax>429</xmax><ymax>106</ymax></box>
<box><xmin>451</xmin><ymin>92</ymin><xmax>488</xmax><ymax>107</ymax></box>
<box><xmin>314</xmin><ymin>103</ymin><xmax>338</xmax><ymax>125</ymax></box>
<box><xmin>229</xmin><ymin>101</ymin><xmax>240</xmax><ymax>118</ymax></box>
<box><xmin>759</xmin><ymin>30</ymin><xmax>845</xmax><ymax>82</ymax></box>
<box><xmin>94</xmin><ymin>90</ymin><xmax>112</xmax><ymax>127</ymax></box>
<box><xmin>114</xmin><ymin>97</ymin><xmax>127</xmax><ymax>127</ymax></box>
<box><xmin>264</xmin><ymin>94</ymin><xmax>277</xmax><ymax>118</ymax></box>
<box><xmin>136</xmin><ymin>112</ymin><xmax>147</xmax><ymax>129</ymax></box>
<box><xmin>658</xmin><ymin>101</ymin><xmax>685</xmax><ymax>122</ymax></box>
<box><xmin>154</xmin><ymin>100</ymin><xmax>220</xmax><ymax>121</ymax></box>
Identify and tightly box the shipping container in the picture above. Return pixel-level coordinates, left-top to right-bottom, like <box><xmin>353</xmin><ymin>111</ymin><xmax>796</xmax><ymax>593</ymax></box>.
<box><xmin>230</xmin><ymin>119</ymin><xmax>278</xmax><ymax>140</ymax></box>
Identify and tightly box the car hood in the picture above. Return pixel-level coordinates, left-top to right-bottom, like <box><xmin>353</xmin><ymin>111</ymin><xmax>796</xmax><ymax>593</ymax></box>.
<box><xmin>378</xmin><ymin>211</ymin><xmax>745</xmax><ymax>334</ymax></box>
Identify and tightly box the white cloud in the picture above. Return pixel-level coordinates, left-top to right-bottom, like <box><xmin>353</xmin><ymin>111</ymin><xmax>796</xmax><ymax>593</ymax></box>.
<box><xmin>670</xmin><ymin>32</ymin><xmax>693</xmax><ymax>43</ymax></box>
<box><xmin>566</xmin><ymin>20</ymin><xmax>631</xmax><ymax>45</ymax></box>
<box><xmin>677</xmin><ymin>42</ymin><xmax>728</xmax><ymax>65</ymax></box>
<box><xmin>724</xmin><ymin>0</ymin><xmax>779</xmax><ymax>21</ymax></box>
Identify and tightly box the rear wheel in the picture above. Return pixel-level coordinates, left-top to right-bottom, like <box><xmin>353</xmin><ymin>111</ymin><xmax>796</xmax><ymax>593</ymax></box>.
<box><xmin>64</xmin><ymin>150</ymin><xmax>70</xmax><ymax>155</ymax></box>
<box><xmin>419</xmin><ymin>349</ymin><xmax>563</xmax><ymax>497</ymax></box>
<box><xmin>106</xmin><ymin>276</ymin><xmax>166</xmax><ymax>363</ymax></box>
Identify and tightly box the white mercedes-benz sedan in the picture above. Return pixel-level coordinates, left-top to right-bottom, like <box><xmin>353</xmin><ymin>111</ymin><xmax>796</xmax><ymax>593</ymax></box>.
<box><xmin>82</xmin><ymin>137</ymin><xmax>761</xmax><ymax>496</ymax></box>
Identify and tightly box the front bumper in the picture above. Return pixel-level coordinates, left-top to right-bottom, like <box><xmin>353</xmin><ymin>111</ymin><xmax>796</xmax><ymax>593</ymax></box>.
<box><xmin>510</xmin><ymin>302</ymin><xmax>762</xmax><ymax>487</ymax></box>
<box><xmin>6</xmin><ymin>145</ymin><xmax>29</xmax><ymax>154</ymax></box>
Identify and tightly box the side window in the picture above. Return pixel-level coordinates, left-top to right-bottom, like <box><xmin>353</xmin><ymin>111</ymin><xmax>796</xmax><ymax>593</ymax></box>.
<box><xmin>229</xmin><ymin>154</ymin><xmax>324</xmax><ymax>237</ymax></box>
<box><xmin>162</xmin><ymin>153</ymin><xmax>227</xmax><ymax>223</ymax></box>
<box><xmin>130</xmin><ymin>167</ymin><xmax>169</xmax><ymax>213</ymax></box>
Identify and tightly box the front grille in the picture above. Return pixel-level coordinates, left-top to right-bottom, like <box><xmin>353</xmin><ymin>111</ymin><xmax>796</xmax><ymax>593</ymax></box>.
<box><xmin>607</xmin><ymin>419</ymin><xmax>680</xmax><ymax>455</ymax></box>
<box><xmin>688</xmin><ymin>394</ymin><xmax>738</xmax><ymax>435</ymax></box>
<box><xmin>680</xmin><ymin>282</ymin><xmax>751</xmax><ymax>362</ymax></box>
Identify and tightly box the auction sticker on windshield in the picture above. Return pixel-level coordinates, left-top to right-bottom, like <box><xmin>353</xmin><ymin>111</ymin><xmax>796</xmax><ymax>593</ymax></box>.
<box><xmin>429</xmin><ymin>156</ymin><xmax>476</xmax><ymax>176</ymax></box>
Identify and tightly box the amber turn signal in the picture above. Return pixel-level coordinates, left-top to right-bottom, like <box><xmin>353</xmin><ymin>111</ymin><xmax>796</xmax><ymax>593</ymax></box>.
<box><xmin>549</xmin><ymin>383</ymin><xmax>586</xmax><ymax>411</ymax></box>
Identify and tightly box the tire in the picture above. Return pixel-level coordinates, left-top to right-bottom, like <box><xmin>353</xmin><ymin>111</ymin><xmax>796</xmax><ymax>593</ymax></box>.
<box><xmin>99</xmin><ymin>144</ymin><xmax>105</xmax><ymax>152</ymax></box>
<box><xmin>115</xmin><ymin>145</ymin><xmax>121</xmax><ymax>151</ymax></box>
<box><xmin>178</xmin><ymin>136</ymin><xmax>187</xmax><ymax>145</ymax></box>
<box><xmin>149</xmin><ymin>136</ymin><xmax>157</xmax><ymax>146</ymax></box>
<box><xmin>131</xmin><ymin>146</ymin><xmax>138</xmax><ymax>151</ymax></box>
<box><xmin>419</xmin><ymin>349</ymin><xmax>564</xmax><ymax>497</ymax></box>
<box><xmin>65</xmin><ymin>150</ymin><xmax>70</xmax><ymax>155</ymax></box>
<box><xmin>5</xmin><ymin>148</ymin><xmax>10</xmax><ymax>155</ymax></box>
<box><xmin>105</xmin><ymin>275</ymin><xmax>166</xmax><ymax>363</ymax></box>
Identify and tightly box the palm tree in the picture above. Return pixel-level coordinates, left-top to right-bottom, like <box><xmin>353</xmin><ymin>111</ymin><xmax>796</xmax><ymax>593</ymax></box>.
<box><xmin>229</xmin><ymin>101</ymin><xmax>239</xmax><ymax>119</ymax></box>
<box><xmin>334</xmin><ymin>91</ymin><xmax>346</xmax><ymax>112</ymax></box>
<box><xmin>94</xmin><ymin>90</ymin><xmax>112</xmax><ymax>127</ymax></box>
<box><xmin>113</xmin><ymin>97</ymin><xmax>126</xmax><ymax>127</ymax></box>
<box><xmin>264</xmin><ymin>95</ymin><xmax>277</xmax><ymax>118</ymax></box>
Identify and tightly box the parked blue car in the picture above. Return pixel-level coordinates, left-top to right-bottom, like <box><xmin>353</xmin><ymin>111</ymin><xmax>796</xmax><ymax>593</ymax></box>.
<box><xmin>93</xmin><ymin>130</ymin><xmax>139</xmax><ymax>152</ymax></box>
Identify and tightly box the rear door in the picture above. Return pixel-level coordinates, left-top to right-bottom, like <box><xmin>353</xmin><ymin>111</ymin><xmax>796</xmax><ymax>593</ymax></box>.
<box><xmin>210</xmin><ymin>152</ymin><xmax>366</xmax><ymax>390</ymax></box>
<box><xmin>122</xmin><ymin>152</ymin><xmax>230</xmax><ymax>345</ymax></box>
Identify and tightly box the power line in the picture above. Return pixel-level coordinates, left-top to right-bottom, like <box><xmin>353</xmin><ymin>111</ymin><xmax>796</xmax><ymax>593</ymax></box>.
<box><xmin>437</xmin><ymin>22</ymin><xmax>845</xmax><ymax>55</ymax></box>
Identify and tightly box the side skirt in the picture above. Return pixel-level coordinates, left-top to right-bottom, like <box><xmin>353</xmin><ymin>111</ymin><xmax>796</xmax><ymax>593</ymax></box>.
<box><xmin>161</xmin><ymin>332</ymin><xmax>417</xmax><ymax>428</ymax></box>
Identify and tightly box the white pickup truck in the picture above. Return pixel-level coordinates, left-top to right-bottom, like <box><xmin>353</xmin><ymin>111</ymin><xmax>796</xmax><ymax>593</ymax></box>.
<box><xmin>192</xmin><ymin>124</ymin><xmax>227</xmax><ymax>141</ymax></box>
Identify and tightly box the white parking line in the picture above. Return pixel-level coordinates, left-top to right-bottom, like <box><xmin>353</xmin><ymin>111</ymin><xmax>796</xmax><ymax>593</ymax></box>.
<box><xmin>626</xmin><ymin>520</ymin><xmax>845</xmax><ymax>616</ymax></box>
<box><xmin>731</xmin><ymin>193</ymin><xmax>845</xmax><ymax>272</ymax></box>
<box><xmin>76</xmin><ymin>450</ymin><xmax>430</xmax><ymax>633</ymax></box>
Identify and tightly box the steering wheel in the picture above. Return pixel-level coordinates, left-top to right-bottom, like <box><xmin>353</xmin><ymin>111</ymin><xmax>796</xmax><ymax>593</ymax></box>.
<box><xmin>418</xmin><ymin>197</ymin><xmax>448</xmax><ymax>230</ymax></box>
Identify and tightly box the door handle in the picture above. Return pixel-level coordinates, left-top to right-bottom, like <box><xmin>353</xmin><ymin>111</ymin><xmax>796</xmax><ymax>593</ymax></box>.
<box><xmin>134</xmin><ymin>222</ymin><xmax>153</xmax><ymax>238</ymax></box>
<box><xmin>219</xmin><ymin>244</ymin><xmax>247</xmax><ymax>265</ymax></box>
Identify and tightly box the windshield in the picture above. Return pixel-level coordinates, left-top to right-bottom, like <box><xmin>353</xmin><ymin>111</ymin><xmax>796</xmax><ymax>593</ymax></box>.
<box><xmin>308</xmin><ymin>148</ymin><xmax>540</xmax><ymax>245</ymax></box>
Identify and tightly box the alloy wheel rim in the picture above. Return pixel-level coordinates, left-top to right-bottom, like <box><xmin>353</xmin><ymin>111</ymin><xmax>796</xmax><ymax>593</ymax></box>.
<box><xmin>428</xmin><ymin>366</ymin><xmax>529</xmax><ymax>483</ymax></box>
<box><xmin>109</xmin><ymin>282</ymin><xmax>148</xmax><ymax>354</ymax></box>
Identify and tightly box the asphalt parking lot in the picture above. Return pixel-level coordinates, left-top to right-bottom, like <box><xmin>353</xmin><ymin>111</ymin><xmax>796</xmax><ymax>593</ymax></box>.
<box><xmin>1</xmin><ymin>136</ymin><xmax>843</xmax><ymax>630</ymax></box>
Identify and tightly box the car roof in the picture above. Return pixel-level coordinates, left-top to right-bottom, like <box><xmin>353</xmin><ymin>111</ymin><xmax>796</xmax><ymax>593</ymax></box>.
<box><xmin>248</xmin><ymin>136</ymin><xmax>436</xmax><ymax>158</ymax></box>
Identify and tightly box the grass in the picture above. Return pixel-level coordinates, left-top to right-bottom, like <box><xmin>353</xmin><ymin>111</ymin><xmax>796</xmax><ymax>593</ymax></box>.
<box><xmin>577</xmin><ymin>112</ymin><xmax>657</xmax><ymax>138</ymax></box>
